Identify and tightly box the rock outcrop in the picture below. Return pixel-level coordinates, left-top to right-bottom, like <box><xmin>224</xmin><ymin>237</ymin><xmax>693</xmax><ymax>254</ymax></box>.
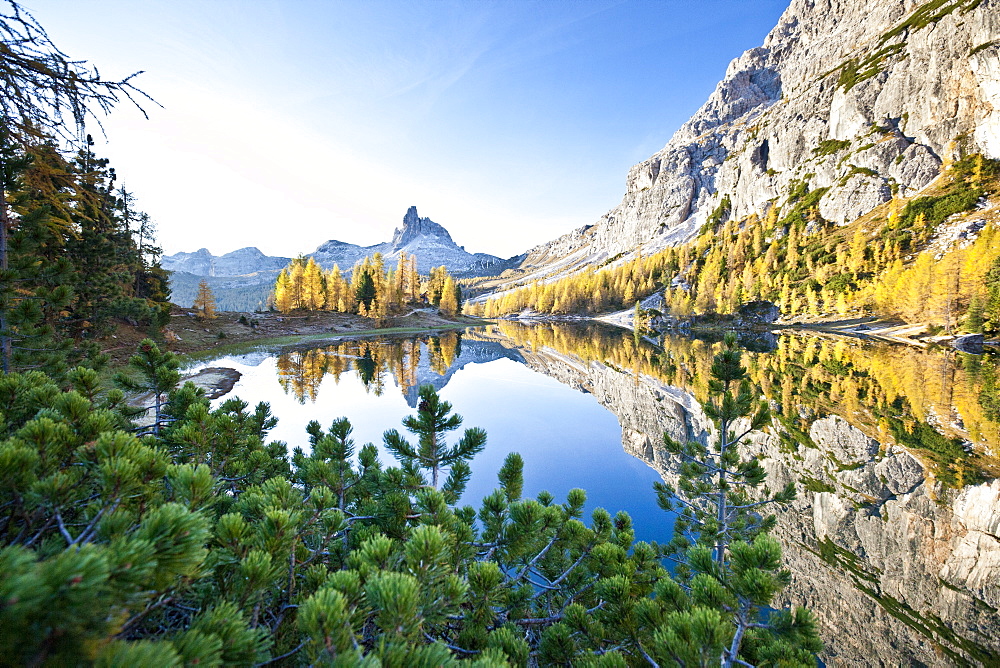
<box><xmin>311</xmin><ymin>206</ymin><xmax>518</xmax><ymax>276</ymax></box>
<box><xmin>508</xmin><ymin>0</ymin><xmax>1000</xmax><ymax>283</ymax></box>
<box><xmin>735</xmin><ymin>300</ymin><xmax>781</xmax><ymax>326</ymax></box>
<box><xmin>393</xmin><ymin>206</ymin><xmax>455</xmax><ymax>247</ymax></box>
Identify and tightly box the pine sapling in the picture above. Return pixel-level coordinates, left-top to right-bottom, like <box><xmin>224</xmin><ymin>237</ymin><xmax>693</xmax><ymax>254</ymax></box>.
<box><xmin>383</xmin><ymin>385</ymin><xmax>486</xmax><ymax>503</ymax></box>
<box><xmin>653</xmin><ymin>332</ymin><xmax>814</xmax><ymax>666</ymax></box>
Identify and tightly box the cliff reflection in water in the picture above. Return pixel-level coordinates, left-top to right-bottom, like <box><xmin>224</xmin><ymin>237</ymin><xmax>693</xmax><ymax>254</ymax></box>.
<box><xmin>269</xmin><ymin>322</ymin><xmax>1000</xmax><ymax>665</ymax></box>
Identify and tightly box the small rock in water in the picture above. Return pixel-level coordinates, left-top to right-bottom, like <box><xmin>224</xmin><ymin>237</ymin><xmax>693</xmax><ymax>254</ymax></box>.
<box><xmin>951</xmin><ymin>334</ymin><xmax>984</xmax><ymax>354</ymax></box>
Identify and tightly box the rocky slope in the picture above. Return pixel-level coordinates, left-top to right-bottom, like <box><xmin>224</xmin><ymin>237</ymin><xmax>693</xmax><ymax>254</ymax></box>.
<box><xmin>468</xmin><ymin>326</ymin><xmax>1000</xmax><ymax>666</ymax></box>
<box><xmin>507</xmin><ymin>0</ymin><xmax>1000</xmax><ymax>284</ymax></box>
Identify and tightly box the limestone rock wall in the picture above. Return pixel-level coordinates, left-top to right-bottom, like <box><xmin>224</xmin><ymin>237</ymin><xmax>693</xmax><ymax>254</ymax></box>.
<box><xmin>513</xmin><ymin>0</ymin><xmax>1000</xmax><ymax>281</ymax></box>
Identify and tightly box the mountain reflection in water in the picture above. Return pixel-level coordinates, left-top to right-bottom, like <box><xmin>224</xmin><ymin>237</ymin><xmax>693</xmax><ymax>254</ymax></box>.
<box><xmin>200</xmin><ymin>321</ymin><xmax>999</xmax><ymax>666</ymax></box>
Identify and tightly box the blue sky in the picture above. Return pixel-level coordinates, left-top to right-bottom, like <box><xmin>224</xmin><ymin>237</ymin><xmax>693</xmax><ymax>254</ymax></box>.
<box><xmin>25</xmin><ymin>0</ymin><xmax>789</xmax><ymax>258</ymax></box>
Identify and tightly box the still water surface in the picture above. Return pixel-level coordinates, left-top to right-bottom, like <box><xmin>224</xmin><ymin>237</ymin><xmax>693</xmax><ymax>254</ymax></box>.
<box><xmin>189</xmin><ymin>336</ymin><xmax>669</xmax><ymax>543</ymax></box>
<box><xmin>187</xmin><ymin>322</ymin><xmax>1000</xmax><ymax>666</ymax></box>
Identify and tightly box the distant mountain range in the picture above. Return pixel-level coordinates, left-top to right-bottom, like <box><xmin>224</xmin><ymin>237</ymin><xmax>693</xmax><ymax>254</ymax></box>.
<box><xmin>160</xmin><ymin>247</ymin><xmax>292</xmax><ymax>277</ymax></box>
<box><xmin>163</xmin><ymin>206</ymin><xmax>522</xmax><ymax>310</ymax></box>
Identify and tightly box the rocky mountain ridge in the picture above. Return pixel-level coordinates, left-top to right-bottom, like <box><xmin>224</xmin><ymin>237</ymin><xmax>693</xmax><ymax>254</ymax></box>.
<box><xmin>162</xmin><ymin>247</ymin><xmax>291</xmax><ymax>277</ymax></box>
<box><xmin>504</xmin><ymin>0</ymin><xmax>1000</xmax><ymax>285</ymax></box>
<box><xmin>163</xmin><ymin>206</ymin><xmax>517</xmax><ymax>309</ymax></box>
<box><xmin>164</xmin><ymin>206</ymin><xmax>512</xmax><ymax>278</ymax></box>
<box><xmin>311</xmin><ymin>206</ymin><xmax>517</xmax><ymax>276</ymax></box>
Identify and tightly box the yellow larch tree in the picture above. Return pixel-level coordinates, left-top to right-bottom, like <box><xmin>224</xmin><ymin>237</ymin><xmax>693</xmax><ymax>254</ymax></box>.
<box><xmin>274</xmin><ymin>269</ymin><xmax>293</xmax><ymax>313</ymax></box>
<box><xmin>302</xmin><ymin>257</ymin><xmax>326</xmax><ymax>310</ymax></box>
<box><xmin>193</xmin><ymin>279</ymin><xmax>217</xmax><ymax>319</ymax></box>
<box><xmin>287</xmin><ymin>258</ymin><xmax>306</xmax><ymax>310</ymax></box>
<box><xmin>439</xmin><ymin>276</ymin><xmax>459</xmax><ymax>316</ymax></box>
<box><xmin>325</xmin><ymin>265</ymin><xmax>345</xmax><ymax>311</ymax></box>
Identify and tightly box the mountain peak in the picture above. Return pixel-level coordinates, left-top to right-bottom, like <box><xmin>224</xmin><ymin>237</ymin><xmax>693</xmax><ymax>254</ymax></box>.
<box><xmin>393</xmin><ymin>206</ymin><xmax>454</xmax><ymax>249</ymax></box>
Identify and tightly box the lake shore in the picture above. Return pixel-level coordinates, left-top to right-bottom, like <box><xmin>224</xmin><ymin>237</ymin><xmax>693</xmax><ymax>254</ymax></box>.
<box><xmin>587</xmin><ymin>304</ymin><xmax>1000</xmax><ymax>350</ymax></box>
<box><xmin>102</xmin><ymin>305</ymin><xmax>484</xmax><ymax>368</ymax></box>
<box><xmin>140</xmin><ymin>307</ymin><xmax>483</xmax><ymax>398</ymax></box>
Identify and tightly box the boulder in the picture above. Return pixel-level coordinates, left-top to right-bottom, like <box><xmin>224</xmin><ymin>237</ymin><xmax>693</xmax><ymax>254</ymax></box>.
<box><xmin>736</xmin><ymin>300</ymin><xmax>780</xmax><ymax>326</ymax></box>
<box><xmin>952</xmin><ymin>334</ymin><xmax>985</xmax><ymax>354</ymax></box>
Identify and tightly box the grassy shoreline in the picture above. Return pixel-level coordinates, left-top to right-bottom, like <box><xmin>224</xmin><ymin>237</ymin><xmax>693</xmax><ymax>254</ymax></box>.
<box><xmin>176</xmin><ymin>321</ymin><xmax>483</xmax><ymax>368</ymax></box>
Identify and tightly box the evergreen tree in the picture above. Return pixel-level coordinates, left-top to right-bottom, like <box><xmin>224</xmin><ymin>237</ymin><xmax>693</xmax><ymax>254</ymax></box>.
<box><xmin>114</xmin><ymin>338</ymin><xmax>180</xmax><ymax>434</ymax></box>
<box><xmin>0</xmin><ymin>134</ymin><xmax>76</xmax><ymax>375</ymax></box>
<box><xmin>64</xmin><ymin>139</ymin><xmax>147</xmax><ymax>337</ymax></box>
<box><xmin>0</xmin><ymin>132</ymin><xmax>169</xmax><ymax>374</ymax></box>
<box><xmin>383</xmin><ymin>385</ymin><xmax>486</xmax><ymax>501</ymax></box>
<box><xmin>984</xmin><ymin>256</ymin><xmax>1000</xmax><ymax>333</ymax></box>
<box><xmin>654</xmin><ymin>333</ymin><xmax>812</xmax><ymax>665</ymax></box>
<box><xmin>354</xmin><ymin>263</ymin><xmax>377</xmax><ymax>311</ymax></box>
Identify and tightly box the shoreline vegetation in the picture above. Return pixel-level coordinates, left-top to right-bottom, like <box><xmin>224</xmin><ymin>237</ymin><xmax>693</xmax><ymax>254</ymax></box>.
<box><xmin>151</xmin><ymin>305</ymin><xmax>998</xmax><ymax>409</ymax></box>
<box><xmin>152</xmin><ymin>303</ymin><xmax>997</xmax><ymax>374</ymax></box>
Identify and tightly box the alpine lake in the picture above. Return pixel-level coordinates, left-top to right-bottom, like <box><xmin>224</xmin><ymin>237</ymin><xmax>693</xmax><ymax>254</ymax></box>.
<box><xmin>184</xmin><ymin>320</ymin><xmax>1000</xmax><ymax>666</ymax></box>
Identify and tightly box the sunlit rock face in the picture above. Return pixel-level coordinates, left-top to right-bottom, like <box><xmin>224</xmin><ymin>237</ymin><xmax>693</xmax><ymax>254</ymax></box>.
<box><xmin>312</xmin><ymin>206</ymin><xmax>517</xmax><ymax>276</ymax></box>
<box><xmin>510</xmin><ymin>0</ymin><xmax>1000</xmax><ymax>282</ymax></box>
<box><xmin>474</xmin><ymin>328</ymin><xmax>1000</xmax><ymax>666</ymax></box>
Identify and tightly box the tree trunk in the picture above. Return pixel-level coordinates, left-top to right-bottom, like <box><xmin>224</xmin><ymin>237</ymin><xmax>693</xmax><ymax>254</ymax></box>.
<box><xmin>722</xmin><ymin>611</ymin><xmax>747</xmax><ymax>668</ymax></box>
<box><xmin>1</xmin><ymin>163</ymin><xmax>11</xmax><ymax>374</ymax></box>
<box><xmin>716</xmin><ymin>415</ymin><xmax>729</xmax><ymax>566</ymax></box>
<box><xmin>153</xmin><ymin>392</ymin><xmax>162</xmax><ymax>435</ymax></box>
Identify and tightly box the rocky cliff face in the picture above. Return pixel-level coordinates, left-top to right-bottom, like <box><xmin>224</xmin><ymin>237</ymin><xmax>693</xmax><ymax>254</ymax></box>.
<box><xmin>470</xmin><ymin>327</ymin><xmax>1000</xmax><ymax>666</ymax></box>
<box><xmin>392</xmin><ymin>206</ymin><xmax>455</xmax><ymax>247</ymax></box>
<box><xmin>512</xmin><ymin>0</ymin><xmax>1000</xmax><ymax>282</ymax></box>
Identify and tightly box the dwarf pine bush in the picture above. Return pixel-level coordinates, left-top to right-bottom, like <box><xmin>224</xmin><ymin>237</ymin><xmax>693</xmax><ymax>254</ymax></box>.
<box><xmin>0</xmin><ymin>339</ymin><xmax>819</xmax><ymax>665</ymax></box>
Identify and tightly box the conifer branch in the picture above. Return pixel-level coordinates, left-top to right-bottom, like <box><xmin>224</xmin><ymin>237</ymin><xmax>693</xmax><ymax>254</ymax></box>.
<box><xmin>511</xmin><ymin>531</ymin><xmax>561</xmax><ymax>584</ymax></box>
<box><xmin>255</xmin><ymin>640</ymin><xmax>306</xmax><ymax>666</ymax></box>
<box><xmin>118</xmin><ymin>593</ymin><xmax>175</xmax><ymax>636</ymax></box>
<box><xmin>54</xmin><ymin>512</ymin><xmax>72</xmax><ymax>545</ymax></box>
